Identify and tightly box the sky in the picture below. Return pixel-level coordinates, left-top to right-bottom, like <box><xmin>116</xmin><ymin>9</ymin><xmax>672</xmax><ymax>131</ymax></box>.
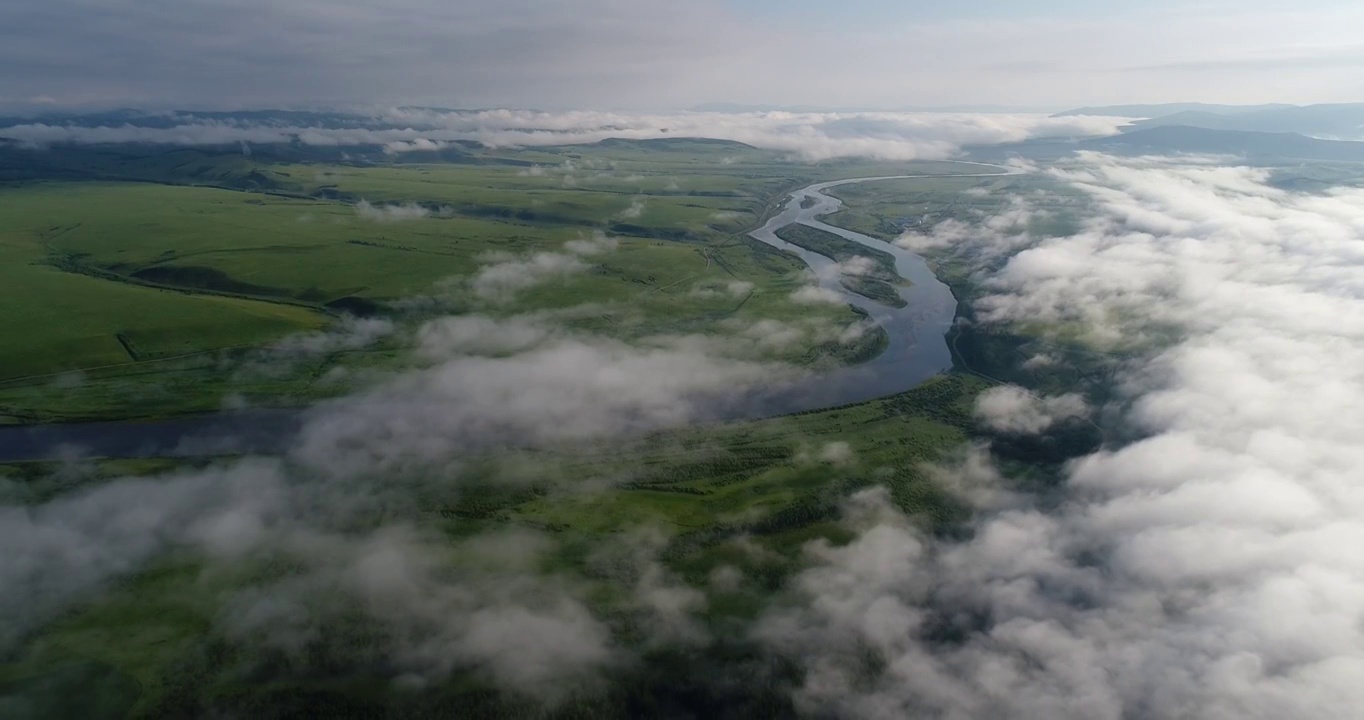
<box><xmin>1</xmin><ymin>0</ymin><xmax>1362</xmax><ymax>112</ymax></box>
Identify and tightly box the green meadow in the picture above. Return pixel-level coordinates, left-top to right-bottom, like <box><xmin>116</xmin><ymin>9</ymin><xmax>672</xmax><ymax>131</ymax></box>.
<box><xmin>0</xmin><ymin>142</ymin><xmax>972</xmax><ymax>423</ymax></box>
<box><xmin>0</xmin><ymin>374</ymin><xmax>987</xmax><ymax>719</ymax></box>
<box><xmin>0</xmin><ymin>141</ymin><xmax>1096</xmax><ymax>718</ymax></box>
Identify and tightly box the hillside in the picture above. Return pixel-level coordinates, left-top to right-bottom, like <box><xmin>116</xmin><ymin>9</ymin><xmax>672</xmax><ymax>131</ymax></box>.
<box><xmin>1126</xmin><ymin>103</ymin><xmax>1364</xmax><ymax>139</ymax></box>
<box><xmin>968</xmin><ymin>125</ymin><xmax>1364</xmax><ymax>163</ymax></box>
<box><xmin>1080</xmin><ymin>125</ymin><xmax>1364</xmax><ymax>161</ymax></box>
<box><xmin>1052</xmin><ymin>103</ymin><xmax>1292</xmax><ymax>118</ymax></box>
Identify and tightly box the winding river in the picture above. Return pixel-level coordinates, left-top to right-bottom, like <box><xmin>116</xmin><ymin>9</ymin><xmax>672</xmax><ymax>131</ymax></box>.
<box><xmin>741</xmin><ymin>164</ymin><xmax>1018</xmax><ymax>413</ymax></box>
<box><xmin>0</xmin><ymin>164</ymin><xmax>1015</xmax><ymax>462</ymax></box>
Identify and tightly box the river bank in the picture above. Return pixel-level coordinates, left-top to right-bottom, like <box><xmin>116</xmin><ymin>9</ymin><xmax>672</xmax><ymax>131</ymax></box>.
<box><xmin>0</xmin><ymin>164</ymin><xmax>1014</xmax><ymax>462</ymax></box>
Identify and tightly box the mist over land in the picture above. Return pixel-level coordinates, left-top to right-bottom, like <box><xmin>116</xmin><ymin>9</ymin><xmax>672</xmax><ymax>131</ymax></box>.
<box><xmin>5</xmin><ymin>0</ymin><xmax>1364</xmax><ymax>718</ymax></box>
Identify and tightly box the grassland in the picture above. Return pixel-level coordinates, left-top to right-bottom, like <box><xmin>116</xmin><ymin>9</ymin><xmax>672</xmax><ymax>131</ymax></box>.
<box><xmin>821</xmin><ymin>173</ymin><xmax>1085</xmax><ymax>242</ymax></box>
<box><xmin>773</xmin><ymin>223</ymin><xmax>907</xmax><ymax>308</ymax></box>
<box><xmin>0</xmin><ymin>144</ymin><xmax>1119</xmax><ymax>717</ymax></box>
<box><xmin>0</xmin><ymin>142</ymin><xmax>976</xmax><ymax>423</ymax></box>
<box><xmin>0</xmin><ymin>374</ymin><xmax>987</xmax><ymax>719</ymax></box>
<box><xmin>818</xmin><ymin>172</ymin><xmax>1128</xmax><ymax>411</ymax></box>
<box><xmin>0</xmin><ymin>141</ymin><xmax>1041</xmax><ymax>716</ymax></box>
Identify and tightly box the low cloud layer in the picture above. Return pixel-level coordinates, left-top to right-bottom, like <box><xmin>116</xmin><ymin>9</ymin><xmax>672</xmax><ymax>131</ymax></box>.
<box><xmin>292</xmin><ymin>315</ymin><xmax>786</xmax><ymax>476</ymax></box>
<box><xmin>974</xmin><ymin>385</ymin><xmax>1088</xmax><ymax>434</ymax></box>
<box><xmin>3</xmin><ymin>1</ymin><xmax>1362</xmax><ymax>112</ymax></box>
<box><xmin>0</xmin><ymin>109</ymin><xmax>1129</xmax><ymax>161</ymax></box>
<box><xmin>469</xmin><ymin>232</ymin><xmax>616</xmax><ymax>304</ymax></box>
<box><xmin>761</xmin><ymin>153</ymin><xmax>1364</xmax><ymax>718</ymax></box>
<box><xmin>356</xmin><ymin>200</ymin><xmax>434</xmax><ymax>222</ymax></box>
<box><xmin>9</xmin><ymin>146</ymin><xmax>1364</xmax><ymax>715</ymax></box>
<box><xmin>0</xmin><ymin>295</ymin><xmax>793</xmax><ymax>696</ymax></box>
<box><xmin>791</xmin><ymin>285</ymin><xmax>846</xmax><ymax>305</ymax></box>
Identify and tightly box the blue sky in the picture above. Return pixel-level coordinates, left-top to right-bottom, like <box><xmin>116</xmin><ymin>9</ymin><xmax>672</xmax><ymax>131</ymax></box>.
<box><xmin>0</xmin><ymin>0</ymin><xmax>1361</xmax><ymax>111</ymax></box>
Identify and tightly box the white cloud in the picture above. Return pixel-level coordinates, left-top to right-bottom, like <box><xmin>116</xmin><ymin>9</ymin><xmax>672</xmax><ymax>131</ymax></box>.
<box><xmin>562</xmin><ymin>232</ymin><xmax>618</xmax><ymax>256</ymax></box>
<box><xmin>820</xmin><ymin>442</ymin><xmax>855</xmax><ymax>465</ymax></box>
<box><xmin>616</xmin><ymin>197</ymin><xmax>646</xmax><ymax>220</ymax></box>
<box><xmin>833</xmin><ymin>256</ymin><xmax>877</xmax><ymax>277</ymax></box>
<box><xmin>896</xmin><ymin>195</ymin><xmax>1045</xmax><ymax>257</ymax></box>
<box><xmin>689</xmin><ymin>279</ymin><xmax>754</xmax><ymax>300</ymax></box>
<box><xmin>291</xmin><ymin>322</ymin><xmax>786</xmax><ymax>476</ymax></box>
<box><xmin>470</xmin><ymin>251</ymin><xmax>586</xmax><ymax>303</ymax></box>
<box><xmin>5</xmin><ymin>1</ymin><xmax>1364</xmax><ymax>111</ymax></box>
<box><xmin>974</xmin><ymin>385</ymin><xmax>1088</xmax><ymax>434</ymax></box>
<box><xmin>382</xmin><ymin>138</ymin><xmax>450</xmax><ymax>154</ymax></box>
<box><xmin>0</xmin><ymin>303</ymin><xmax>797</xmax><ymax>695</ymax></box>
<box><xmin>760</xmin><ymin>153</ymin><xmax>1364</xmax><ymax>719</ymax></box>
<box><xmin>0</xmin><ymin>110</ymin><xmax>1129</xmax><ymax>161</ymax></box>
<box><xmin>791</xmin><ymin>285</ymin><xmax>845</xmax><ymax>305</ymax></box>
<box><xmin>469</xmin><ymin>234</ymin><xmax>616</xmax><ymax>304</ymax></box>
<box><xmin>356</xmin><ymin>200</ymin><xmax>432</xmax><ymax>222</ymax></box>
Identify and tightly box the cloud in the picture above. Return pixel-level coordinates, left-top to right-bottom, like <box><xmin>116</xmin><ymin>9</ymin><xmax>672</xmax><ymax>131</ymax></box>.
<box><xmin>832</xmin><ymin>256</ymin><xmax>877</xmax><ymax>277</ymax></box>
<box><xmin>924</xmin><ymin>445</ymin><xmax>1018</xmax><ymax>512</ymax></box>
<box><xmin>791</xmin><ymin>285</ymin><xmax>845</xmax><ymax>305</ymax></box>
<box><xmin>471</xmin><ymin>252</ymin><xmax>586</xmax><ymax>303</ymax></box>
<box><xmin>797</xmin><ymin>441</ymin><xmax>857</xmax><ymax>467</ymax></box>
<box><xmin>689</xmin><ymin>279</ymin><xmax>754</xmax><ymax>299</ymax></box>
<box><xmin>758</xmin><ymin>153</ymin><xmax>1364</xmax><ymax>718</ymax></box>
<box><xmin>616</xmin><ymin>197</ymin><xmax>646</xmax><ymax>220</ymax></box>
<box><xmin>290</xmin><ymin>314</ymin><xmax>787</xmax><ymax>476</ymax></box>
<box><xmin>469</xmin><ymin>234</ymin><xmax>615</xmax><ymax>304</ymax></box>
<box><xmin>0</xmin><ymin>300</ymin><xmax>799</xmax><ymax>699</ymax></box>
<box><xmin>3</xmin><ymin>1</ymin><xmax>1363</xmax><ymax>111</ymax></box>
<box><xmin>219</xmin><ymin>526</ymin><xmax>615</xmax><ymax>701</ymax></box>
<box><xmin>0</xmin><ymin>459</ymin><xmax>288</xmax><ymax>650</ymax></box>
<box><xmin>589</xmin><ymin>529</ymin><xmax>710</xmax><ymax>648</ymax></box>
<box><xmin>382</xmin><ymin>138</ymin><xmax>450</xmax><ymax>154</ymax></box>
<box><xmin>355</xmin><ymin>200</ymin><xmax>433</xmax><ymax>222</ymax></box>
<box><xmin>561</xmin><ymin>232</ymin><xmax>617</xmax><ymax>256</ymax></box>
<box><xmin>266</xmin><ymin>316</ymin><xmax>395</xmax><ymax>357</ymax></box>
<box><xmin>415</xmin><ymin>315</ymin><xmax>557</xmax><ymax>359</ymax></box>
<box><xmin>14</xmin><ymin>141</ymin><xmax>1364</xmax><ymax>714</ymax></box>
<box><xmin>974</xmin><ymin>385</ymin><xmax>1088</xmax><ymax>434</ymax></box>
<box><xmin>642</xmin><ymin>315</ymin><xmax>874</xmax><ymax>366</ymax></box>
<box><xmin>0</xmin><ymin>109</ymin><xmax>1129</xmax><ymax>161</ymax></box>
<box><xmin>896</xmin><ymin>195</ymin><xmax>1045</xmax><ymax>257</ymax></box>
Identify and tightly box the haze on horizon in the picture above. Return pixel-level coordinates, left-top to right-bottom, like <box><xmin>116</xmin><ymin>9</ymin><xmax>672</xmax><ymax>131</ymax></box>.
<box><xmin>2</xmin><ymin>0</ymin><xmax>1363</xmax><ymax>113</ymax></box>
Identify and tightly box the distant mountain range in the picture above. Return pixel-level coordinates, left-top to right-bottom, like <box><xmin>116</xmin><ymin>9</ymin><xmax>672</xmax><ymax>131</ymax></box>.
<box><xmin>972</xmin><ymin>125</ymin><xmax>1364</xmax><ymax>163</ymax></box>
<box><xmin>1054</xmin><ymin>103</ymin><xmax>1364</xmax><ymax>141</ymax></box>
<box><xmin>0</xmin><ymin>108</ymin><xmax>426</xmax><ymax>131</ymax></box>
<box><xmin>1083</xmin><ymin>125</ymin><xmax>1364</xmax><ymax>161</ymax></box>
<box><xmin>1052</xmin><ymin>103</ymin><xmax>1294</xmax><ymax>118</ymax></box>
<box><xmin>689</xmin><ymin>103</ymin><xmax>1059</xmax><ymax>114</ymax></box>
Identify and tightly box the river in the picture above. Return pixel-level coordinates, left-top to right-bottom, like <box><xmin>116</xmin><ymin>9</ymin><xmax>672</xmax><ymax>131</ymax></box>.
<box><xmin>0</xmin><ymin>164</ymin><xmax>1014</xmax><ymax>462</ymax></box>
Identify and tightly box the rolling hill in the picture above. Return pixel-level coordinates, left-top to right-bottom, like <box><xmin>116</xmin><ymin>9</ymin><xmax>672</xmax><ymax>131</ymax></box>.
<box><xmin>969</xmin><ymin>125</ymin><xmax>1364</xmax><ymax>163</ymax></box>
